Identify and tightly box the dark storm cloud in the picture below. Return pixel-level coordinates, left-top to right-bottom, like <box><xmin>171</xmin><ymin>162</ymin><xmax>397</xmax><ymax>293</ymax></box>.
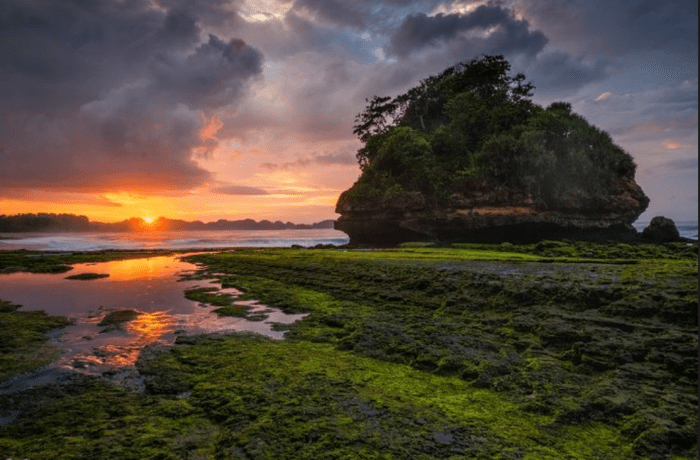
<box><xmin>513</xmin><ymin>0</ymin><xmax>697</xmax><ymax>59</ymax></box>
<box><xmin>524</xmin><ymin>52</ymin><xmax>609</xmax><ymax>95</ymax></box>
<box><xmin>151</xmin><ymin>34</ymin><xmax>263</xmax><ymax>109</ymax></box>
<box><xmin>290</xmin><ymin>0</ymin><xmax>444</xmax><ymax>31</ymax></box>
<box><xmin>0</xmin><ymin>0</ymin><xmax>263</xmax><ymax>195</ymax></box>
<box><xmin>292</xmin><ymin>0</ymin><xmax>368</xmax><ymax>29</ymax></box>
<box><xmin>157</xmin><ymin>0</ymin><xmax>243</xmax><ymax>26</ymax></box>
<box><xmin>387</xmin><ymin>5</ymin><xmax>547</xmax><ymax>58</ymax></box>
<box><xmin>220</xmin><ymin>3</ymin><xmax>564</xmax><ymax>145</ymax></box>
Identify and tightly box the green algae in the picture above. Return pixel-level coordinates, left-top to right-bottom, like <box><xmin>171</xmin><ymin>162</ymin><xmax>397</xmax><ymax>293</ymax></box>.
<box><xmin>182</xmin><ymin>245</ymin><xmax>697</xmax><ymax>458</ymax></box>
<box><xmin>0</xmin><ymin>299</ymin><xmax>71</xmax><ymax>381</ymax></box>
<box><xmin>184</xmin><ymin>287</ymin><xmax>266</xmax><ymax>320</ymax></box>
<box><xmin>66</xmin><ymin>273</ymin><xmax>110</xmax><ymax>280</ymax></box>
<box><xmin>136</xmin><ymin>334</ymin><xmax>641</xmax><ymax>459</ymax></box>
<box><xmin>184</xmin><ymin>287</ymin><xmax>233</xmax><ymax>307</ymax></box>
<box><xmin>0</xmin><ymin>381</ymin><xmax>220</xmax><ymax>460</ymax></box>
<box><xmin>0</xmin><ymin>243</ymin><xmax>697</xmax><ymax>459</ymax></box>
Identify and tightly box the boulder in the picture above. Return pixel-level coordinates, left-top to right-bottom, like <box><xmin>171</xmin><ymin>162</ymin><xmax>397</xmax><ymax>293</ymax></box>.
<box><xmin>642</xmin><ymin>216</ymin><xmax>681</xmax><ymax>243</ymax></box>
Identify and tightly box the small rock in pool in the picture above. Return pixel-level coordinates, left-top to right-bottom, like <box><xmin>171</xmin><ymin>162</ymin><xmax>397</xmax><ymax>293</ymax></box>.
<box><xmin>65</xmin><ymin>273</ymin><xmax>110</xmax><ymax>280</ymax></box>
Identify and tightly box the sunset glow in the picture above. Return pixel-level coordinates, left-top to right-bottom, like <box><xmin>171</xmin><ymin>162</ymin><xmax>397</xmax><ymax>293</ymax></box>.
<box><xmin>0</xmin><ymin>0</ymin><xmax>695</xmax><ymax>223</ymax></box>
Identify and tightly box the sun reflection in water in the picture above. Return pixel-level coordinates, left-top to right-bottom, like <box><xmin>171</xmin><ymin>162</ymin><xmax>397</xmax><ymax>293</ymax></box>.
<box><xmin>127</xmin><ymin>311</ymin><xmax>175</xmax><ymax>341</ymax></box>
<box><xmin>2</xmin><ymin>255</ymin><xmax>308</xmax><ymax>377</ymax></box>
<box><xmin>97</xmin><ymin>257</ymin><xmax>184</xmax><ymax>281</ymax></box>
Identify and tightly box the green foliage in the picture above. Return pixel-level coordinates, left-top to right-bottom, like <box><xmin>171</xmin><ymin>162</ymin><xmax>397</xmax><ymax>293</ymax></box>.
<box><xmin>493</xmin><ymin>102</ymin><xmax>637</xmax><ymax>208</ymax></box>
<box><xmin>349</xmin><ymin>55</ymin><xmax>639</xmax><ymax>208</ymax></box>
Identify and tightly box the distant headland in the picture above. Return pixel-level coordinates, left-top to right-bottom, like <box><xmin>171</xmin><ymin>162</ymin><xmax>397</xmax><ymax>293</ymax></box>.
<box><xmin>0</xmin><ymin>213</ymin><xmax>335</xmax><ymax>233</ymax></box>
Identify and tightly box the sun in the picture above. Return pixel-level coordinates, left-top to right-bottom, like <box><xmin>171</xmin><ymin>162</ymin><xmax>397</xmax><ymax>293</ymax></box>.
<box><xmin>143</xmin><ymin>216</ymin><xmax>155</xmax><ymax>224</ymax></box>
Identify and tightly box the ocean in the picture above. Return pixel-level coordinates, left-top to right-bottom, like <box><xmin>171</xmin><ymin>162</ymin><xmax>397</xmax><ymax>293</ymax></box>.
<box><xmin>0</xmin><ymin>222</ymin><xmax>696</xmax><ymax>252</ymax></box>
<box><xmin>0</xmin><ymin>229</ymin><xmax>350</xmax><ymax>251</ymax></box>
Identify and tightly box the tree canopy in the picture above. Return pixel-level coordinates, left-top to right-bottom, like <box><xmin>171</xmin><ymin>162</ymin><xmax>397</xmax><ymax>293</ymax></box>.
<box><xmin>348</xmin><ymin>55</ymin><xmax>637</xmax><ymax>209</ymax></box>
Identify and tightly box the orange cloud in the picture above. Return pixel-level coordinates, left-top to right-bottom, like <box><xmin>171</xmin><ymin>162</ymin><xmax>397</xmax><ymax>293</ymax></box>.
<box><xmin>199</xmin><ymin>114</ymin><xmax>223</xmax><ymax>140</ymax></box>
<box><xmin>663</xmin><ymin>140</ymin><xmax>696</xmax><ymax>150</ymax></box>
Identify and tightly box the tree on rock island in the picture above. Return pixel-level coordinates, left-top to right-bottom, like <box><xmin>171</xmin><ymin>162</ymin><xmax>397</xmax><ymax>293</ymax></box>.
<box><xmin>335</xmin><ymin>55</ymin><xmax>649</xmax><ymax>245</ymax></box>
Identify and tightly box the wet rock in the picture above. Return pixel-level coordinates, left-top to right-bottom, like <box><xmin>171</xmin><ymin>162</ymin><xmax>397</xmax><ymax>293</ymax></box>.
<box><xmin>98</xmin><ymin>309</ymin><xmax>139</xmax><ymax>331</ymax></box>
<box><xmin>642</xmin><ymin>216</ymin><xmax>681</xmax><ymax>243</ymax></box>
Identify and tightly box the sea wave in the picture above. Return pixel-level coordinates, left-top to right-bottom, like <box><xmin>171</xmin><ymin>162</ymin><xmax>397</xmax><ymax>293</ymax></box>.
<box><xmin>0</xmin><ymin>230</ymin><xmax>351</xmax><ymax>251</ymax></box>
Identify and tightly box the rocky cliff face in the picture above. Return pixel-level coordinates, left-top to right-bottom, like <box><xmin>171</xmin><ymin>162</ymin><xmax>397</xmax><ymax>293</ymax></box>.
<box><xmin>335</xmin><ymin>176</ymin><xmax>649</xmax><ymax>245</ymax></box>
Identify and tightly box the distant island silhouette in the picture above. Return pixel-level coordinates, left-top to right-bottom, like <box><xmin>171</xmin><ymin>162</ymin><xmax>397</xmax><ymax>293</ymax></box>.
<box><xmin>0</xmin><ymin>213</ymin><xmax>335</xmax><ymax>233</ymax></box>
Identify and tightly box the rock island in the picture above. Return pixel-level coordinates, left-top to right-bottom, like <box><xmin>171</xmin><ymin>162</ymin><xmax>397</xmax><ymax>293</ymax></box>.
<box><xmin>335</xmin><ymin>55</ymin><xmax>649</xmax><ymax>245</ymax></box>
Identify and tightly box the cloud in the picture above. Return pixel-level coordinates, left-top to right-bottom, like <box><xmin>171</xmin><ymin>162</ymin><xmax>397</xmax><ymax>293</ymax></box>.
<box><xmin>0</xmin><ymin>189</ymin><xmax>124</xmax><ymax>207</ymax></box>
<box><xmin>659</xmin><ymin>157</ymin><xmax>698</xmax><ymax>171</ymax></box>
<box><xmin>292</xmin><ymin>0</ymin><xmax>368</xmax><ymax>29</ymax></box>
<box><xmin>511</xmin><ymin>0</ymin><xmax>697</xmax><ymax>59</ymax></box>
<box><xmin>209</xmin><ymin>184</ymin><xmax>309</xmax><ymax>196</ymax></box>
<box><xmin>580</xmin><ymin>81</ymin><xmax>698</xmax><ymax>142</ymax></box>
<box><xmin>662</xmin><ymin>140</ymin><xmax>697</xmax><ymax>151</ymax></box>
<box><xmin>386</xmin><ymin>5</ymin><xmax>547</xmax><ymax>58</ymax></box>
<box><xmin>289</xmin><ymin>0</ymin><xmax>444</xmax><ymax>31</ymax></box>
<box><xmin>523</xmin><ymin>51</ymin><xmax>609</xmax><ymax>96</ymax></box>
<box><xmin>315</xmin><ymin>153</ymin><xmax>358</xmax><ymax>164</ymax></box>
<box><xmin>150</xmin><ymin>35</ymin><xmax>263</xmax><ymax>109</ymax></box>
<box><xmin>260</xmin><ymin>152</ymin><xmax>357</xmax><ymax>171</ymax></box>
<box><xmin>211</xmin><ymin>185</ymin><xmax>270</xmax><ymax>195</ymax></box>
<box><xmin>0</xmin><ymin>0</ymin><xmax>263</xmax><ymax>195</ymax></box>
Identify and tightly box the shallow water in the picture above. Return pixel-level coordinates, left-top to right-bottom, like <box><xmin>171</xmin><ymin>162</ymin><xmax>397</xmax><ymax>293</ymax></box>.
<box><xmin>0</xmin><ymin>254</ymin><xmax>306</xmax><ymax>376</ymax></box>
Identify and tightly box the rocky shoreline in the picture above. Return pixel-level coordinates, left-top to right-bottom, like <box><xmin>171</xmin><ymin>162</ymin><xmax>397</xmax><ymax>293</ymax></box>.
<box><xmin>0</xmin><ymin>243</ymin><xmax>697</xmax><ymax>459</ymax></box>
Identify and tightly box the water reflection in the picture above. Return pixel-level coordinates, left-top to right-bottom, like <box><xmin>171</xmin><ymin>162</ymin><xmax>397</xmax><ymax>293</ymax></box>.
<box><xmin>0</xmin><ymin>255</ymin><xmax>306</xmax><ymax>375</ymax></box>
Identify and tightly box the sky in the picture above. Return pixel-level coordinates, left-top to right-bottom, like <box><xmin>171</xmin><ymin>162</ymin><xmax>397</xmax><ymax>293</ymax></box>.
<box><xmin>0</xmin><ymin>0</ymin><xmax>697</xmax><ymax>224</ymax></box>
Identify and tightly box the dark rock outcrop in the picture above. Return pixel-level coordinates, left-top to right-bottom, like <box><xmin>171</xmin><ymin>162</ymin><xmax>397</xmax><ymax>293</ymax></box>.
<box><xmin>642</xmin><ymin>216</ymin><xmax>681</xmax><ymax>243</ymax></box>
<box><xmin>335</xmin><ymin>176</ymin><xmax>649</xmax><ymax>246</ymax></box>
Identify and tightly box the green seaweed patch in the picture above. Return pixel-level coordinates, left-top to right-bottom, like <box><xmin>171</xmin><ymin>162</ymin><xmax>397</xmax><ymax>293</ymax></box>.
<box><xmin>185</xmin><ymin>286</ymin><xmax>271</xmax><ymax>321</ymax></box>
<box><xmin>133</xmin><ymin>334</ymin><xmax>639</xmax><ymax>458</ymax></box>
<box><xmin>398</xmin><ymin>241</ymin><xmax>437</xmax><ymax>248</ymax></box>
<box><xmin>0</xmin><ymin>381</ymin><xmax>220</xmax><ymax>460</ymax></box>
<box><xmin>0</xmin><ymin>299</ymin><xmax>71</xmax><ymax>381</ymax></box>
<box><xmin>212</xmin><ymin>305</ymin><xmax>269</xmax><ymax>322</ymax></box>
<box><xmin>184</xmin><ymin>287</ymin><xmax>233</xmax><ymax>307</ymax></box>
<box><xmin>65</xmin><ymin>272</ymin><xmax>110</xmax><ymax>280</ymax></box>
<box><xmin>183</xmin><ymin>247</ymin><xmax>698</xmax><ymax>458</ymax></box>
<box><xmin>98</xmin><ymin>309</ymin><xmax>139</xmax><ymax>331</ymax></box>
<box><xmin>1</xmin><ymin>245</ymin><xmax>696</xmax><ymax>459</ymax></box>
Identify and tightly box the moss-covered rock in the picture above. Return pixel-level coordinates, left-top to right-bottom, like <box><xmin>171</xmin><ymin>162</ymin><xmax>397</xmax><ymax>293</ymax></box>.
<box><xmin>0</xmin><ymin>299</ymin><xmax>71</xmax><ymax>381</ymax></box>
